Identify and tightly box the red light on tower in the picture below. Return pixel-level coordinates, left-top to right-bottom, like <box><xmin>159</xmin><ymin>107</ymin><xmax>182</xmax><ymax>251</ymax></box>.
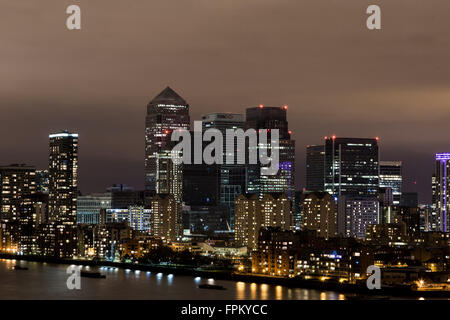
<box><xmin>375</xmin><ymin>136</ymin><xmax>379</xmax><ymax>141</ymax></box>
<box><xmin>332</xmin><ymin>135</ymin><xmax>336</xmax><ymax>140</ymax></box>
<box><xmin>283</xmin><ymin>105</ymin><xmax>288</xmax><ymax>110</ymax></box>
<box><xmin>259</xmin><ymin>104</ymin><xmax>264</xmax><ymax>109</ymax></box>
<box><xmin>324</xmin><ymin>136</ymin><xmax>328</xmax><ymax>140</ymax></box>
<box><xmin>288</xmin><ymin>130</ymin><xmax>292</xmax><ymax>135</ymax></box>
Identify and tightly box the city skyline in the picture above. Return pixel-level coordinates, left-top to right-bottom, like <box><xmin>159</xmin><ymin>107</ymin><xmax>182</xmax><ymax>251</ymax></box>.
<box><xmin>0</xmin><ymin>87</ymin><xmax>442</xmax><ymax>205</ymax></box>
<box><xmin>3</xmin><ymin>1</ymin><xmax>450</xmax><ymax>204</ymax></box>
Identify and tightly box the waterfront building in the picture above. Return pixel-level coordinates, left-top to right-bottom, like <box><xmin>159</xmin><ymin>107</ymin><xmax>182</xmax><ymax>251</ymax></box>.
<box><xmin>0</xmin><ymin>164</ymin><xmax>36</xmax><ymax>253</ymax></box>
<box><xmin>234</xmin><ymin>193</ymin><xmax>291</xmax><ymax>250</ymax></box>
<box><xmin>150</xmin><ymin>194</ymin><xmax>180</xmax><ymax>242</ymax></box>
<box><xmin>301</xmin><ymin>192</ymin><xmax>337</xmax><ymax>239</ymax></box>
<box><xmin>47</xmin><ymin>131</ymin><xmax>79</xmax><ymax>257</ymax></box>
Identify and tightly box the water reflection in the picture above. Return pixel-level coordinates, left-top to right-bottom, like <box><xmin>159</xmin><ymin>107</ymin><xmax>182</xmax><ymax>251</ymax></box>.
<box><xmin>0</xmin><ymin>260</ymin><xmax>347</xmax><ymax>300</ymax></box>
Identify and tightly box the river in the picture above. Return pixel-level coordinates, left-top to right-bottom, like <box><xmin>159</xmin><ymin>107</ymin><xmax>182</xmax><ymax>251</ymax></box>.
<box><xmin>0</xmin><ymin>259</ymin><xmax>346</xmax><ymax>300</ymax></box>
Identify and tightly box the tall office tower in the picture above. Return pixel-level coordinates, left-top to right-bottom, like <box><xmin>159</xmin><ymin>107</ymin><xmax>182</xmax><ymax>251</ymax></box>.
<box><xmin>77</xmin><ymin>193</ymin><xmax>112</xmax><ymax>224</ymax></box>
<box><xmin>202</xmin><ymin>113</ymin><xmax>245</xmax><ymax>228</ymax></box>
<box><xmin>145</xmin><ymin>87</ymin><xmax>190</xmax><ymax>193</ymax></box>
<box><xmin>433</xmin><ymin>153</ymin><xmax>450</xmax><ymax>232</ymax></box>
<box><xmin>337</xmin><ymin>196</ymin><xmax>379</xmax><ymax>239</ymax></box>
<box><xmin>324</xmin><ymin>136</ymin><xmax>379</xmax><ymax>197</ymax></box>
<box><xmin>0</xmin><ymin>164</ymin><xmax>36</xmax><ymax>253</ymax></box>
<box><xmin>379</xmin><ymin>161</ymin><xmax>402</xmax><ymax>205</ymax></box>
<box><xmin>35</xmin><ymin>169</ymin><xmax>49</xmax><ymax>194</ymax></box>
<box><xmin>48</xmin><ymin>131</ymin><xmax>79</xmax><ymax>257</ymax></box>
<box><xmin>306</xmin><ymin>145</ymin><xmax>325</xmax><ymax>192</ymax></box>
<box><xmin>245</xmin><ymin>106</ymin><xmax>295</xmax><ymax>201</ymax></box>
<box><xmin>301</xmin><ymin>192</ymin><xmax>337</xmax><ymax>239</ymax></box>
<box><xmin>150</xmin><ymin>194</ymin><xmax>180</xmax><ymax>242</ymax></box>
<box><xmin>234</xmin><ymin>193</ymin><xmax>291</xmax><ymax>250</ymax></box>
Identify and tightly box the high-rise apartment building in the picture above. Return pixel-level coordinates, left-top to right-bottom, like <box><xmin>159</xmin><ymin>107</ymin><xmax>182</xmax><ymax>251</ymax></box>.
<box><xmin>48</xmin><ymin>131</ymin><xmax>78</xmax><ymax>223</ymax></box>
<box><xmin>379</xmin><ymin>161</ymin><xmax>402</xmax><ymax>205</ymax></box>
<box><xmin>150</xmin><ymin>194</ymin><xmax>180</xmax><ymax>242</ymax></box>
<box><xmin>234</xmin><ymin>193</ymin><xmax>291</xmax><ymax>250</ymax></box>
<box><xmin>338</xmin><ymin>196</ymin><xmax>379</xmax><ymax>239</ymax></box>
<box><xmin>433</xmin><ymin>153</ymin><xmax>450</xmax><ymax>232</ymax></box>
<box><xmin>306</xmin><ymin>145</ymin><xmax>325</xmax><ymax>192</ymax></box>
<box><xmin>47</xmin><ymin>131</ymin><xmax>79</xmax><ymax>257</ymax></box>
<box><xmin>0</xmin><ymin>164</ymin><xmax>36</xmax><ymax>253</ymax></box>
<box><xmin>145</xmin><ymin>87</ymin><xmax>190</xmax><ymax>193</ymax></box>
<box><xmin>301</xmin><ymin>192</ymin><xmax>336</xmax><ymax>239</ymax></box>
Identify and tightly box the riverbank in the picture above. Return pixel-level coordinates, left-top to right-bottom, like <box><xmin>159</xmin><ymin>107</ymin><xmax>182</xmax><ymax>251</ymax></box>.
<box><xmin>1</xmin><ymin>253</ymin><xmax>448</xmax><ymax>298</ymax></box>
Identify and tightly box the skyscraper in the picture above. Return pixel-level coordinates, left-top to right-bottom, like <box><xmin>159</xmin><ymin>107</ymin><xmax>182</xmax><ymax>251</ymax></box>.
<box><xmin>325</xmin><ymin>137</ymin><xmax>379</xmax><ymax>239</ymax></box>
<box><xmin>433</xmin><ymin>153</ymin><xmax>450</xmax><ymax>232</ymax></box>
<box><xmin>48</xmin><ymin>131</ymin><xmax>78</xmax><ymax>223</ymax></box>
<box><xmin>306</xmin><ymin>145</ymin><xmax>325</xmax><ymax>192</ymax></box>
<box><xmin>145</xmin><ymin>87</ymin><xmax>190</xmax><ymax>193</ymax></box>
<box><xmin>324</xmin><ymin>137</ymin><xmax>379</xmax><ymax>197</ymax></box>
<box><xmin>47</xmin><ymin>131</ymin><xmax>79</xmax><ymax>257</ymax></box>
<box><xmin>0</xmin><ymin>164</ymin><xmax>36</xmax><ymax>253</ymax></box>
<box><xmin>379</xmin><ymin>161</ymin><xmax>402</xmax><ymax>205</ymax></box>
<box><xmin>202</xmin><ymin>113</ymin><xmax>245</xmax><ymax>228</ymax></box>
<box><xmin>245</xmin><ymin>106</ymin><xmax>295</xmax><ymax>201</ymax></box>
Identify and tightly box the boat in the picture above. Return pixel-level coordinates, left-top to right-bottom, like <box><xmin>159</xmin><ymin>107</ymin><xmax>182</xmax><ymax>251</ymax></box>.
<box><xmin>80</xmin><ymin>271</ymin><xmax>106</xmax><ymax>279</ymax></box>
<box><xmin>13</xmin><ymin>265</ymin><xmax>28</xmax><ymax>271</ymax></box>
<box><xmin>198</xmin><ymin>284</ymin><xmax>226</xmax><ymax>290</ymax></box>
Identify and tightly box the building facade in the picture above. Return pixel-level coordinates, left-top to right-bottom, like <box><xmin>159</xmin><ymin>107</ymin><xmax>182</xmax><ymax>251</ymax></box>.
<box><xmin>245</xmin><ymin>106</ymin><xmax>295</xmax><ymax>201</ymax></box>
<box><xmin>379</xmin><ymin>161</ymin><xmax>402</xmax><ymax>205</ymax></box>
<box><xmin>324</xmin><ymin>137</ymin><xmax>379</xmax><ymax>197</ymax></box>
<box><xmin>301</xmin><ymin>192</ymin><xmax>336</xmax><ymax>239</ymax></box>
<box><xmin>234</xmin><ymin>193</ymin><xmax>291</xmax><ymax>250</ymax></box>
<box><xmin>433</xmin><ymin>153</ymin><xmax>450</xmax><ymax>232</ymax></box>
<box><xmin>47</xmin><ymin>131</ymin><xmax>79</xmax><ymax>257</ymax></box>
<box><xmin>0</xmin><ymin>164</ymin><xmax>36</xmax><ymax>253</ymax></box>
<box><xmin>145</xmin><ymin>87</ymin><xmax>190</xmax><ymax>193</ymax></box>
<box><xmin>306</xmin><ymin>145</ymin><xmax>325</xmax><ymax>192</ymax></box>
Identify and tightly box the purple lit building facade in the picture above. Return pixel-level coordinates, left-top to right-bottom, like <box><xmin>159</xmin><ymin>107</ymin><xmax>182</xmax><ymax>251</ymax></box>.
<box><xmin>433</xmin><ymin>153</ymin><xmax>450</xmax><ymax>232</ymax></box>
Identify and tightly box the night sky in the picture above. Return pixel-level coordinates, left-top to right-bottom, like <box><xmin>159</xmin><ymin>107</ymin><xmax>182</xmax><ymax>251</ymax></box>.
<box><xmin>1</xmin><ymin>0</ymin><xmax>450</xmax><ymax>203</ymax></box>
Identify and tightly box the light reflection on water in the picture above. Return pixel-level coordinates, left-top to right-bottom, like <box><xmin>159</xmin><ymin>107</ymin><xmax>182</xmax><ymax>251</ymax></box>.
<box><xmin>0</xmin><ymin>259</ymin><xmax>345</xmax><ymax>300</ymax></box>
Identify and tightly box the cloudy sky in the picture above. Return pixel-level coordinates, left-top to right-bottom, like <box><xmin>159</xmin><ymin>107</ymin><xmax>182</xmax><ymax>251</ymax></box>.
<box><xmin>1</xmin><ymin>0</ymin><xmax>449</xmax><ymax>203</ymax></box>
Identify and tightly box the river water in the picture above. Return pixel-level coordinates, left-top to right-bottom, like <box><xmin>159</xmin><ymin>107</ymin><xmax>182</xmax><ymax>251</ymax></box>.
<box><xmin>0</xmin><ymin>259</ymin><xmax>346</xmax><ymax>300</ymax></box>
